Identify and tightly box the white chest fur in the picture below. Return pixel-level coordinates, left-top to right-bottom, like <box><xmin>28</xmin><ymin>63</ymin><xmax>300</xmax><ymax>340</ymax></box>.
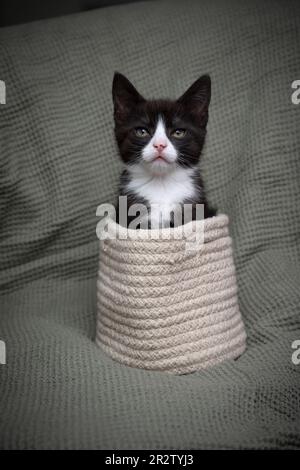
<box><xmin>126</xmin><ymin>165</ymin><xmax>197</xmax><ymax>227</ymax></box>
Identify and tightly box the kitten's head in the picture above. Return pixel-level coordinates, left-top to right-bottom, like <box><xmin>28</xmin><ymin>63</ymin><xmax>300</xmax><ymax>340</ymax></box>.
<box><xmin>112</xmin><ymin>72</ymin><xmax>211</xmax><ymax>176</ymax></box>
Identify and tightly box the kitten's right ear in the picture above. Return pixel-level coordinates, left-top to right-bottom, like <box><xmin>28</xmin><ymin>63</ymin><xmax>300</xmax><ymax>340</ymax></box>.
<box><xmin>177</xmin><ymin>75</ymin><xmax>211</xmax><ymax>128</ymax></box>
<box><xmin>112</xmin><ymin>72</ymin><xmax>145</xmax><ymax>121</ymax></box>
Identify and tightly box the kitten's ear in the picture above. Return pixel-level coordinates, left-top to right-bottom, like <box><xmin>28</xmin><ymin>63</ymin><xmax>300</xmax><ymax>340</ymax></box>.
<box><xmin>112</xmin><ymin>72</ymin><xmax>145</xmax><ymax>121</ymax></box>
<box><xmin>177</xmin><ymin>75</ymin><xmax>211</xmax><ymax>127</ymax></box>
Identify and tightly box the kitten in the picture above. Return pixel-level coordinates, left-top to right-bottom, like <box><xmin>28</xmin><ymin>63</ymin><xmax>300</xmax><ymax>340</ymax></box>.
<box><xmin>112</xmin><ymin>72</ymin><xmax>216</xmax><ymax>228</ymax></box>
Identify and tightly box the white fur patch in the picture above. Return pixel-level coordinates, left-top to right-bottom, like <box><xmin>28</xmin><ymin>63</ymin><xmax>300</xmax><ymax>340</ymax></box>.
<box><xmin>126</xmin><ymin>164</ymin><xmax>197</xmax><ymax>227</ymax></box>
<box><xmin>142</xmin><ymin>117</ymin><xmax>178</xmax><ymax>176</ymax></box>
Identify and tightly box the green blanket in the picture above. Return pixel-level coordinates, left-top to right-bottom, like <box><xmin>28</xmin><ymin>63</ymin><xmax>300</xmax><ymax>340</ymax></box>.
<box><xmin>0</xmin><ymin>0</ymin><xmax>299</xmax><ymax>449</ymax></box>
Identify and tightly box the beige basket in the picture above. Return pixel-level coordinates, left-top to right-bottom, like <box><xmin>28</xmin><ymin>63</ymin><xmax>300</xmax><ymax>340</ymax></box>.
<box><xmin>95</xmin><ymin>214</ymin><xmax>246</xmax><ymax>374</ymax></box>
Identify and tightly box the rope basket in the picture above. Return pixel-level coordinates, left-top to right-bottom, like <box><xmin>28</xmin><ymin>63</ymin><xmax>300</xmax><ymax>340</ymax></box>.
<box><xmin>96</xmin><ymin>214</ymin><xmax>247</xmax><ymax>374</ymax></box>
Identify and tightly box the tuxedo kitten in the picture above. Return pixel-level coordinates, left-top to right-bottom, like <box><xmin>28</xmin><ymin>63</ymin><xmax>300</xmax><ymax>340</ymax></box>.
<box><xmin>112</xmin><ymin>72</ymin><xmax>216</xmax><ymax>228</ymax></box>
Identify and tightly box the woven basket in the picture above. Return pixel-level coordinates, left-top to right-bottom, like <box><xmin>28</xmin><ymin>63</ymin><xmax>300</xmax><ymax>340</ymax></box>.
<box><xmin>95</xmin><ymin>214</ymin><xmax>246</xmax><ymax>374</ymax></box>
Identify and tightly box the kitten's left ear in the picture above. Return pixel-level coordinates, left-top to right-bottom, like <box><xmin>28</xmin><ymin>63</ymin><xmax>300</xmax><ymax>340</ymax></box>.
<box><xmin>112</xmin><ymin>72</ymin><xmax>145</xmax><ymax>122</ymax></box>
<box><xmin>177</xmin><ymin>75</ymin><xmax>211</xmax><ymax>127</ymax></box>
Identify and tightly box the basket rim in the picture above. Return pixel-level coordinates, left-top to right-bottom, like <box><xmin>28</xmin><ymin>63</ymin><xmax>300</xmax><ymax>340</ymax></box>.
<box><xmin>100</xmin><ymin>213</ymin><xmax>229</xmax><ymax>241</ymax></box>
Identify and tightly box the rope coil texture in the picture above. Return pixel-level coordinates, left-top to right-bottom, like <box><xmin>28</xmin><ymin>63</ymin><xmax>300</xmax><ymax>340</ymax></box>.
<box><xmin>96</xmin><ymin>214</ymin><xmax>247</xmax><ymax>374</ymax></box>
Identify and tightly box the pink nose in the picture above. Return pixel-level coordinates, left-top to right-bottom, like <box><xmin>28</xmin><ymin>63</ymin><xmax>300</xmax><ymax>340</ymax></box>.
<box><xmin>153</xmin><ymin>142</ymin><xmax>167</xmax><ymax>150</ymax></box>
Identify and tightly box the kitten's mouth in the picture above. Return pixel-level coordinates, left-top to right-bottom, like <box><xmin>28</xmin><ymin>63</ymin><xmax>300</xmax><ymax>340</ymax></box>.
<box><xmin>144</xmin><ymin>153</ymin><xmax>176</xmax><ymax>169</ymax></box>
<box><xmin>152</xmin><ymin>154</ymin><xmax>169</xmax><ymax>163</ymax></box>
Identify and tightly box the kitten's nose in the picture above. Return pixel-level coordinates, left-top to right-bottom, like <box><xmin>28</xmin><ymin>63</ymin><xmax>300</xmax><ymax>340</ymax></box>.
<box><xmin>153</xmin><ymin>142</ymin><xmax>167</xmax><ymax>151</ymax></box>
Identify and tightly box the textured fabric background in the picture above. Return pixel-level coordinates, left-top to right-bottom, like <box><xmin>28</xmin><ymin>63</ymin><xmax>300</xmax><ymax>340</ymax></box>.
<box><xmin>0</xmin><ymin>0</ymin><xmax>300</xmax><ymax>449</ymax></box>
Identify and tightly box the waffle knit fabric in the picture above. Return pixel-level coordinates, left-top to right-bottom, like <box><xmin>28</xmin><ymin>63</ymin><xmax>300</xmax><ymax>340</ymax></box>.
<box><xmin>96</xmin><ymin>215</ymin><xmax>247</xmax><ymax>374</ymax></box>
<box><xmin>0</xmin><ymin>0</ymin><xmax>300</xmax><ymax>450</ymax></box>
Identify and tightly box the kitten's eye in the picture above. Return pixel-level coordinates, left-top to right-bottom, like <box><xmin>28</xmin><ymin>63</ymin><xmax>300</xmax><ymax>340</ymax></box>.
<box><xmin>135</xmin><ymin>127</ymin><xmax>150</xmax><ymax>138</ymax></box>
<box><xmin>171</xmin><ymin>129</ymin><xmax>186</xmax><ymax>139</ymax></box>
